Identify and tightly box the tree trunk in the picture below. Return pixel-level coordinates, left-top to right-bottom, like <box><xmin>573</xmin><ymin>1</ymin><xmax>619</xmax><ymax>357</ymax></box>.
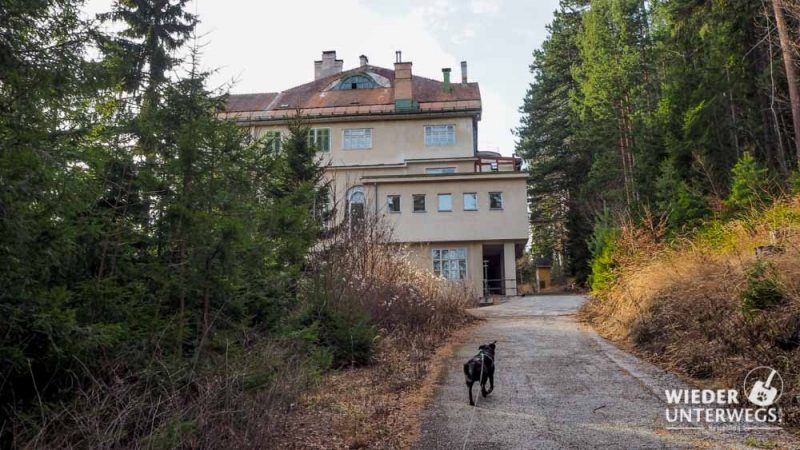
<box><xmin>773</xmin><ymin>0</ymin><xmax>800</xmax><ymax>166</ymax></box>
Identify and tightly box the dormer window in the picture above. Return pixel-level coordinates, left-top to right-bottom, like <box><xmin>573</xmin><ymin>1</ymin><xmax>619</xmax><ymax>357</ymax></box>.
<box><xmin>334</xmin><ymin>74</ymin><xmax>378</xmax><ymax>90</ymax></box>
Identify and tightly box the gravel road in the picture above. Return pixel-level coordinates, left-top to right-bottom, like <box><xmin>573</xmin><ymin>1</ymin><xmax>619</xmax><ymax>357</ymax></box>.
<box><xmin>413</xmin><ymin>295</ymin><xmax>797</xmax><ymax>450</ymax></box>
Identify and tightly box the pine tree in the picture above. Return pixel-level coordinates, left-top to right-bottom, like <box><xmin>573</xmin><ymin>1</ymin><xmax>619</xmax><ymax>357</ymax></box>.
<box><xmin>726</xmin><ymin>152</ymin><xmax>772</xmax><ymax>211</ymax></box>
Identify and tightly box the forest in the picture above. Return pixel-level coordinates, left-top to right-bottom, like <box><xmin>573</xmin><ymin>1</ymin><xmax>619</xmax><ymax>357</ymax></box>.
<box><xmin>517</xmin><ymin>0</ymin><xmax>800</xmax><ymax>282</ymax></box>
<box><xmin>522</xmin><ymin>0</ymin><xmax>800</xmax><ymax>428</ymax></box>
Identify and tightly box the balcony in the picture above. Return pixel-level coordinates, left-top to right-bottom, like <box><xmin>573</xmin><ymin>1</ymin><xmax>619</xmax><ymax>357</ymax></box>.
<box><xmin>474</xmin><ymin>151</ymin><xmax>523</xmax><ymax>173</ymax></box>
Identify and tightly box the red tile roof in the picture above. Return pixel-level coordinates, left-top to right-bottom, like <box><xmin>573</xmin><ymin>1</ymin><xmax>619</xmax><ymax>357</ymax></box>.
<box><xmin>222</xmin><ymin>65</ymin><xmax>481</xmax><ymax>121</ymax></box>
<box><xmin>225</xmin><ymin>92</ymin><xmax>279</xmax><ymax>112</ymax></box>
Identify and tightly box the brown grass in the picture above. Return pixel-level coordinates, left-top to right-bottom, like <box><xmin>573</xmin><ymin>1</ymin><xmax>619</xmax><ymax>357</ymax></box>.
<box><xmin>15</xmin><ymin>340</ymin><xmax>325</xmax><ymax>449</ymax></box>
<box><xmin>268</xmin><ymin>323</ymin><xmax>478</xmax><ymax>449</ymax></box>
<box><xmin>581</xmin><ymin>197</ymin><xmax>800</xmax><ymax>427</ymax></box>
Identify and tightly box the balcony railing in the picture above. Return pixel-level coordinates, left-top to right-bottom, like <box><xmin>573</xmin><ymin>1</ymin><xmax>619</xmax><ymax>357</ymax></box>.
<box><xmin>474</xmin><ymin>152</ymin><xmax>523</xmax><ymax>173</ymax></box>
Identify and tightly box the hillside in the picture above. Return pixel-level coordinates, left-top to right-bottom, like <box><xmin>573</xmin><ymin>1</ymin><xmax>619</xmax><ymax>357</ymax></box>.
<box><xmin>582</xmin><ymin>197</ymin><xmax>800</xmax><ymax>427</ymax></box>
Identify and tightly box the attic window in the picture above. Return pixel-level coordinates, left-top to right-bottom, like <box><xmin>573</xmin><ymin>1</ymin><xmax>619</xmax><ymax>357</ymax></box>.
<box><xmin>334</xmin><ymin>74</ymin><xmax>378</xmax><ymax>90</ymax></box>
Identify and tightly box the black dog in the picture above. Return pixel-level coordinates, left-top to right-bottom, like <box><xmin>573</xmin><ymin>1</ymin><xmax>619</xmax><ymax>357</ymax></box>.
<box><xmin>463</xmin><ymin>341</ymin><xmax>495</xmax><ymax>406</ymax></box>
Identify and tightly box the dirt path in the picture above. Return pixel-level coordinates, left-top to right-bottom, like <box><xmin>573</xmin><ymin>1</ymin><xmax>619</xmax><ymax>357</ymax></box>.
<box><xmin>413</xmin><ymin>295</ymin><xmax>796</xmax><ymax>449</ymax></box>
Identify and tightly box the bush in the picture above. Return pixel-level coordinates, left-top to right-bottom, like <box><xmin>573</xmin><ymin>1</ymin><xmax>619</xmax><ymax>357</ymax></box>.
<box><xmin>726</xmin><ymin>151</ymin><xmax>772</xmax><ymax>212</ymax></box>
<box><xmin>295</xmin><ymin>289</ymin><xmax>378</xmax><ymax>368</ymax></box>
<box><xmin>588</xmin><ymin>208</ymin><xmax>619</xmax><ymax>293</ymax></box>
<box><xmin>300</xmin><ymin>211</ymin><xmax>476</xmax><ymax>362</ymax></box>
<box><xmin>741</xmin><ymin>260</ymin><xmax>785</xmax><ymax>315</ymax></box>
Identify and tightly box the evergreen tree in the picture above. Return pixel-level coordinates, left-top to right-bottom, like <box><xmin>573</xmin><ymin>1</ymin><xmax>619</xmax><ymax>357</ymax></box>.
<box><xmin>726</xmin><ymin>151</ymin><xmax>772</xmax><ymax>211</ymax></box>
<box><xmin>516</xmin><ymin>0</ymin><xmax>591</xmax><ymax>279</ymax></box>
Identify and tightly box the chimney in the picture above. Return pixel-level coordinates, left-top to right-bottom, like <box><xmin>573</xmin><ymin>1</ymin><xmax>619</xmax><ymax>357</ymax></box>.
<box><xmin>394</xmin><ymin>51</ymin><xmax>418</xmax><ymax>111</ymax></box>
<box><xmin>442</xmin><ymin>68</ymin><xmax>452</xmax><ymax>92</ymax></box>
<box><xmin>314</xmin><ymin>50</ymin><xmax>343</xmax><ymax>80</ymax></box>
<box><xmin>460</xmin><ymin>61</ymin><xmax>468</xmax><ymax>84</ymax></box>
<box><xmin>359</xmin><ymin>54</ymin><xmax>368</xmax><ymax>67</ymax></box>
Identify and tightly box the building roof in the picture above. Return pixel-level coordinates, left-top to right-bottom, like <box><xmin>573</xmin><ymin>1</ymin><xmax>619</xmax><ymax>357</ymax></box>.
<box><xmin>221</xmin><ymin>64</ymin><xmax>481</xmax><ymax>122</ymax></box>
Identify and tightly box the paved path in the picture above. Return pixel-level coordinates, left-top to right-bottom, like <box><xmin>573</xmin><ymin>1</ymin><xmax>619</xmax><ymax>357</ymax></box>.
<box><xmin>414</xmin><ymin>295</ymin><xmax>796</xmax><ymax>450</ymax></box>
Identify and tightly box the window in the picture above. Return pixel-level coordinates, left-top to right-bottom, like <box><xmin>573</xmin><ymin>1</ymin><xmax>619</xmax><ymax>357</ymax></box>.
<box><xmin>437</xmin><ymin>193</ymin><xmax>452</xmax><ymax>212</ymax></box>
<box><xmin>425</xmin><ymin>167</ymin><xmax>456</xmax><ymax>174</ymax></box>
<box><xmin>489</xmin><ymin>192</ymin><xmax>504</xmax><ymax>210</ymax></box>
<box><xmin>346</xmin><ymin>186</ymin><xmax>365</xmax><ymax>226</ymax></box>
<box><xmin>413</xmin><ymin>194</ymin><xmax>426</xmax><ymax>212</ymax></box>
<box><xmin>343</xmin><ymin>128</ymin><xmax>372</xmax><ymax>149</ymax></box>
<box><xmin>334</xmin><ymin>74</ymin><xmax>378</xmax><ymax>90</ymax></box>
<box><xmin>316</xmin><ymin>192</ymin><xmax>333</xmax><ymax>229</ymax></box>
<box><xmin>308</xmin><ymin>128</ymin><xmax>330</xmax><ymax>152</ymax></box>
<box><xmin>263</xmin><ymin>130</ymin><xmax>281</xmax><ymax>153</ymax></box>
<box><xmin>387</xmin><ymin>195</ymin><xmax>400</xmax><ymax>213</ymax></box>
<box><xmin>425</xmin><ymin>124</ymin><xmax>455</xmax><ymax>146</ymax></box>
<box><xmin>432</xmin><ymin>248</ymin><xmax>467</xmax><ymax>280</ymax></box>
<box><xmin>463</xmin><ymin>193</ymin><xmax>478</xmax><ymax>211</ymax></box>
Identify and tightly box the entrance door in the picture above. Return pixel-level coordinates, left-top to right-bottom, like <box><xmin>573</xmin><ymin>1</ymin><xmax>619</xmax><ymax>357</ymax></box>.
<box><xmin>482</xmin><ymin>244</ymin><xmax>504</xmax><ymax>295</ymax></box>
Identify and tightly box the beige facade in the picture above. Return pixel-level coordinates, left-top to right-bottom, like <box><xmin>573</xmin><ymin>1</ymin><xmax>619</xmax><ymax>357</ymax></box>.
<box><xmin>227</xmin><ymin>51</ymin><xmax>529</xmax><ymax>298</ymax></box>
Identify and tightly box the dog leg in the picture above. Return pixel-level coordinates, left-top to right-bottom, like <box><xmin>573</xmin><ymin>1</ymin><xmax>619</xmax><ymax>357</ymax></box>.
<box><xmin>467</xmin><ymin>382</ymin><xmax>474</xmax><ymax>406</ymax></box>
<box><xmin>480</xmin><ymin>380</ymin><xmax>488</xmax><ymax>398</ymax></box>
<box><xmin>488</xmin><ymin>372</ymin><xmax>494</xmax><ymax>394</ymax></box>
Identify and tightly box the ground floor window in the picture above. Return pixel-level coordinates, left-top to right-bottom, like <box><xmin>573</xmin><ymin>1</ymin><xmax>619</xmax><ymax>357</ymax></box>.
<box><xmin>386</xmin><ymin>194</ymin><xmax>400</xmax><ymax>213</ymax></box>
<box><xmin>346</xmin><ymin>186</ymin><xmax>365</xmax><ymax>227</ymax></box>
<box><xmin>413</xmin><ymin>194</ymin><xmax>426</xmax><ymax>212</ymax></box>
<box><xmin>432</xmin><ymin>248</ymin><xmax>467</xmax><ymax>280</ymax></box>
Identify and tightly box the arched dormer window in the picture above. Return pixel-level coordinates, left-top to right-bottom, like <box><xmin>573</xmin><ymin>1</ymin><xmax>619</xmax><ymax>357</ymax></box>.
<box><xmin>334</xmin><ymin>74</ymin><xmax>378</xmax><ymax>90</ymax></box>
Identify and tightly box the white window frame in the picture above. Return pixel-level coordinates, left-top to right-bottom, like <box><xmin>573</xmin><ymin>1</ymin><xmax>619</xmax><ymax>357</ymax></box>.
<box><xmin>342</xmin><ymin>128</ymin><xmax>373</xmax><ymax>150</ymax></box>
<box><xmin>386</xmin><ymin>194</ymin><xmax>401</xmax><ymax>213</ymax></box>
<box><xmin>489</xmin><ymin>191</ymin><xmax>504</xmax><ymax>210</ymax></box>
<box><xmin>437</xmin><ymin>193</ymin><xmax>452</xmax><ymax>212</ymax></box>
<box><xmin>463</xmin><ymin>192</ymin><xmax>478</xmax><ymax>211</ymax></box>
<box><xmin>424</xmin><ymin>124</ymin><xmax>456</xmax><ymax>146</ymax></box>
<box><xmin>309</xmin><ymin>128</ymin><xmax>331</xmax><ymax>152</ymax></box>
<box><xmin>346</xmin><ymin>186</ymin><xmax>366</xmax><ymax>222</ymax></box>
<box><xmin>425</xmin><ymin>167</ymin><xmax>457</xmax><ymax>174</ymax></box>
<box><xmin>432</xmin><ymin>248</ymin><xmax>467</xmax><ymax>280</ymax></box>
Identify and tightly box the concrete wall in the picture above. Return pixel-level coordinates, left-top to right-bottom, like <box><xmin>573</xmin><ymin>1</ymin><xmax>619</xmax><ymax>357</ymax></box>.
<box><xmin>403</xmin><ymin>240</ymin><xmax>521</xmax><ymax>298</ymax></box>
<box><xmin>253</xmin><ymin>116</ymin><xmax>475</xmax><ymax>166</ymax></box>
<box><xmin>405</xmin><ymin>241</ymin><xmax>484</xmax><ymax>297</ymax></box>
<box><xmin>369</xmin><ymin>176</ymin><xmax>529</xmax><ymax>243</ymax></box>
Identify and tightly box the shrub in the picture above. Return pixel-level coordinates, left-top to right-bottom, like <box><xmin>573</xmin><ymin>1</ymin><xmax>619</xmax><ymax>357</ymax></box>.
<box><xmin>588</xmin><ymin>208</ymin><xmax>619</xmax><ymax>293</ymax></box>
<box><xmin>726</xmin><ymin>151</ymin><xmax>771</xmax><ymax>212</ymax></box>
<box><xmin>741</xmin><ymin>260</ymin><xmax>785</xmax><ymax>316</ymax></box>
<box><xmin>301</xmin><ymin>211</ymin><xmax>476</xmax><ymax>355</ymax></box>
<box><xmin>295</xmin><ymin>288</ymin><xmax>378</xmax><ymax>368</ymax></box>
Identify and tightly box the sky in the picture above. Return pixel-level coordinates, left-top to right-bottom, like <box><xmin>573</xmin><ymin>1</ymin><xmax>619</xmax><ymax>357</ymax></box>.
<box><xmin>83</xmin><ymin>0</ymin><xmax>559</xmax><ymax>155</ymax></box>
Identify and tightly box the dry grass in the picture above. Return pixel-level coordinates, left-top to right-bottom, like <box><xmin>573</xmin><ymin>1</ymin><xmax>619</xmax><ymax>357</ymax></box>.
<box><xmin>582</xmin><ymin>197</ymin><xmax>800</xmax><ymax>427</ymax></box>
<box><xmin>268</xmin><ymin>324</ymin><xmax>478</xmax><ymax>449</ymax></box>
<box><xmin>14</xmin><ymin>340</ymin><xmax>325</xmax><ymax>449</ymax></box>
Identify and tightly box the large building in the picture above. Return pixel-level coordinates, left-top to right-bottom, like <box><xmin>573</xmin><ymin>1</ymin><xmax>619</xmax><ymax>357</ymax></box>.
<box><xmin>222</xmin><ymin>51</ymin><xmax>528</xmax><ymax>297</ymax></box>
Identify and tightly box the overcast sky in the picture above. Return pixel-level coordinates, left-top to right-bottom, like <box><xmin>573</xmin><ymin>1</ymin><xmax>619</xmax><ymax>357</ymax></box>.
<box><xmin>84</xmin><ymin>0</ymin><xmax>559</xmax><ymax>155</ymax></box>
